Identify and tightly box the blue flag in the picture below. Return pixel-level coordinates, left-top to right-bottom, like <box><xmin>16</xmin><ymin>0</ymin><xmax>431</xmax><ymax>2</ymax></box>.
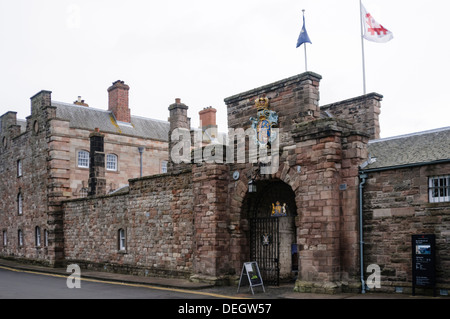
<box><xmin>296</xmin><ymin>15</ymin><xmax>312</xmax><ymax>48</ymax></box>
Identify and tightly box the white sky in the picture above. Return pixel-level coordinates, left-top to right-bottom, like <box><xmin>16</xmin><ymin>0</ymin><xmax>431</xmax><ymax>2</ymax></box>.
<box><xmin>1</xmin><ymin>0</ymin><xmax>449</xmax><ymax>138</ymax></box>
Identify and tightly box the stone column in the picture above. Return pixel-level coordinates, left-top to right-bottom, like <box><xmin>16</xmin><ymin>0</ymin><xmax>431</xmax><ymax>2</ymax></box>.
<box><xmin>168</xmin><ymin>98</ymin><xmax>191</xmax><ymax>173</ymax></box>
<box><xmin>191</xmin><ymin>162</ymin><xmax>231</xmax><ymax>284</ymax></box>
<box><xmin>88</xmin><ymin>128</ymin><xmax>106</xmax><ymax>196</ymax></box>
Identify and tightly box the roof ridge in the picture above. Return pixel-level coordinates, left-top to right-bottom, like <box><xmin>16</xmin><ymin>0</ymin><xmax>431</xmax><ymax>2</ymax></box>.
<box><xmin>53</xmin><ymin>101</ymin><xmax>169</xmax><ymax>124</ymax></box>
<box><xmin>370</xmin><ymin>126</ymin><xmax>450</xmax><ymax>144</ymax></box>
<box><xmin>52</xmin><ymin>100</ymin><xmax>112</xmax><ymax>114</ymax></box>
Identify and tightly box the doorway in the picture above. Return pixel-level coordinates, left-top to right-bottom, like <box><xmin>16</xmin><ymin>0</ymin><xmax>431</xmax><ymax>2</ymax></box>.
<box><xmin>247</xmin><ymin>180</ymin><xmax>297</xmax><ymax>285</ymax></box>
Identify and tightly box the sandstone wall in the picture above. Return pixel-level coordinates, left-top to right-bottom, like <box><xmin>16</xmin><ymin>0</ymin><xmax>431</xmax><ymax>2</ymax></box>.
<box><xmin>363</xmin><ymin>163</ymin><xmax>450</xmax><ymax>292</ymax></box>
<box><xmin>63</xmin><ymin>170</ymin><xmax>194</xmax><ymax>278</ymax></box>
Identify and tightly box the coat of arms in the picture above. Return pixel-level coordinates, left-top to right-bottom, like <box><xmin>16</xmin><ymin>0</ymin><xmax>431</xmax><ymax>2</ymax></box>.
<box><xmin>250</xmin><ymin>95</ymin><xmax>278</xmax><ymax>149</ymax></box>
<box><xmin>261</xmin><ymin>233</ymin><xmax>272</xmax><ymax>246</ymax></box>
<box><xmin>271</xmin><ymin>201</ymin><xmax>287</xmax><ymax>217</ymax></box>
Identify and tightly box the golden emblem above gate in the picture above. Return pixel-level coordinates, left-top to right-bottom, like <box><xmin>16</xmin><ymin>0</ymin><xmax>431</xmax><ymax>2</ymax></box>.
<box><xmin>271</xmin><ymin>201</ymin><xmax>287</xmax><ymax>217</ymax></box>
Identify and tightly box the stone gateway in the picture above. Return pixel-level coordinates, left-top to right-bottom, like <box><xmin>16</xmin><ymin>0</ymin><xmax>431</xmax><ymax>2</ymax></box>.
<box><xmin>1</xmin><ymin>72</ymin><xmax>449</xmax><ymax>295</ymax></box>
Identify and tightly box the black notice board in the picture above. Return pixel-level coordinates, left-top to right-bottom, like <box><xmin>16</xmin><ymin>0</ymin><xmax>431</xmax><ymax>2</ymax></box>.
<box><xmin>412</xmin><ymin>234</ymin><xmax>436</xmax><ymax>296</ymax></box>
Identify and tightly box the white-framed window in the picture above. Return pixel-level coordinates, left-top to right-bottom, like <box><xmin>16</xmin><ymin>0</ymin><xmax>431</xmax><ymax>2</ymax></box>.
<box><xmin>429</xmin><ymin>175</ymin><xmax>450</xmax><ymax>203</ymax></box>
<box><xmin>18</xmin><ymin>229</ymin><xmax>23</xmax><ymax>247</ymax></box>
<box><xmin>44</xmin><ymin>229</ymin><xmax>48</xmax><ymax>247</ymax></box>
<box><xmin>79</xmin><ymin>188</ymin><xmax>89</xmax><ymax>198</ymax></box>
<box><xmin>17</xmin><ymin>159</ymin><xmax>22</xmax><ymax>177</ymax></box>
<box><xmin>17</xmin><ymin>192</ymin><xmax>23</xmax><ymax>215</ymax></box>
<box><xmin>161</xmin><ymin>160</ymin><xmax>168</xmax><ymax>174</ymax></box>
<box><xmin>2</xmin><ymin>230</ymin><xmax>6</xmax><ymax>246</ymax></box>
<box><xmin>77</xmin><ymin>150</ymin><xmax>90</xmax><ymax>168</ymax></box>
<box><xmin>35</xmin><ymin>226</ymin><xmax>41</xmax><ymax>247</ymax></box>
<box><xmin>118</xmin><ymin>228</ymin><xmax>126</xmax><ymax>251</ymax></box>
<box><xmin>106</xmin><ymin>154</ymin><xmax>118</xmax><ymax>171</ymax></box>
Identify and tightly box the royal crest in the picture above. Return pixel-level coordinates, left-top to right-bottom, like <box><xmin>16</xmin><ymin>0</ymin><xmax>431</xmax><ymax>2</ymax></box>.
<box><xmin>250</xmin><ymin>95</ymin><xmax>278</xmax><ymax>149</ymax></box>
<box><xmin>271</xmin><ymin>201</ymin><xmax>287</xmax><ymax>217</ymax></box>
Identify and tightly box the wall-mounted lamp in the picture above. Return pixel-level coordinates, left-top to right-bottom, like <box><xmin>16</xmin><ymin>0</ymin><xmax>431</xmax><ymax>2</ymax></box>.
<box><xmin>248</xmin><ymin>179</ymin><xmax>257</xmax><ymax>193</ymax></box>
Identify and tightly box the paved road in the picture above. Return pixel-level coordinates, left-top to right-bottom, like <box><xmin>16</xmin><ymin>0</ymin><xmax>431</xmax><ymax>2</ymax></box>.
<box><xmin>0</xmin><ymin>267</ymin><xmax>229</xmax><ymax>299</ymax></box>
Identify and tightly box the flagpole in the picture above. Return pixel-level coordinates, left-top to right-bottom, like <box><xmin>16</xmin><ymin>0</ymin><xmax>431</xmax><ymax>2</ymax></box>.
<box><xmin>359</xmin><ymin>0</ymin><xmax>367</xmax><ymax>94</ymax></box>
<box><xmin>303</xmin><ymin>9</ymin><xmax>308</xmax><ymax>72</ymax></box>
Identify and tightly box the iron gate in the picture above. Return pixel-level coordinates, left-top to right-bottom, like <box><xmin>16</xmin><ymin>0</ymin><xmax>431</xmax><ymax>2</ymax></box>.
<box><xmin>250</xmin><ymin>217</ymin><xmax>280</xmax><ymax>286</ymax></box>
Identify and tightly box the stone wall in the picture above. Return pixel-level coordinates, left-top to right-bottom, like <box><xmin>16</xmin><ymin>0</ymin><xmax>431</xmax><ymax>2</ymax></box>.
<box><xmin>1</xmin><ymin>89</ymin><xmax>169</xmax><ymax>266</ymax></box>
<box><xmin>362</xmin><ymin>163</ymin><xmax>450</xmax><ymax>292</ymax></box>
<box><xmin>63</xmin><ymin>170</ymin><xmax>194</xmax><ymax>278</ymax></box>
<box><xmin>321</xmin><ymin>93</ymin><xmax>382</xmax><ymax>140</ymax></box>
<box><xmin>0</xmin><ymin>91</ymin><xmax>64</xmax><ymax>266</ymax></box>
<box><xmin>225</xmin><ymin>72</ymin><xmax>322</xmax><ymax>149</ymax></box>
<box><xmin>223</xmin><ymin>73</ymin><xmax>371</xmax><ymax>292</ymax></box>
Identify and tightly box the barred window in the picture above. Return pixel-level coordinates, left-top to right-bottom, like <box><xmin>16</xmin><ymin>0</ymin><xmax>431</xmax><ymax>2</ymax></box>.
<box><xmin>106</xmin><ymin>154</ymin><xmax>118</xmax><ymax>171</ymax></box>
<box><xmin>429</xmin><ymin>175</ymin><xmax>450</xmax><ymax>203</ymax></box>
<box><xmin>18</xmin><ymin>192</ymin><xmax>23</xmax><ymax>215</ymax></box>
<box><xmin>18</xmin><ymin>229</ymin><xmax>23</xmax><ymax>247</ymax></box>
<box><xmin>17</xmin><ymin>159</ymin><xmax>22</xmax><ymax>177</ymax></box>
<box><xmin>118</xmin><ymin>228</ymin><xmax>126</xmax><ymax>251</ymax></box>
<box><xmin>161</xmin><ymin>160</ymin><xmax>168</xmax><ymax>174</ymax></box>
<box><xmin>2</xmin><ymin>230</ymin><xmax>6</xmax><ymax>247</ymax></box>
<box><xmin>35</xmin><ymin>226</ymin><xmax>41</xmax><ymax>247</ymax></box>
<box><xmin>78</xmin><ymin>150</ymin><xmax>90</xmax><ymax>168</ymax></box>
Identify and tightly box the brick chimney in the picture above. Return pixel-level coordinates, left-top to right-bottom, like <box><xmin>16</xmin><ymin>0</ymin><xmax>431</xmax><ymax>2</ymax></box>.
<box><xmin>108</xmin><ymin>80</ymin><xmax>131</xmax><ymax>123</ymax></box>
<box><xmin>199</xmin><ymin>106</ymin><xmax>218</xmax><ymax>143</ymax></box>
<box><xmin>199</xmin><ymin>106</ymin><xmax>217</xmax><ymax>130</ymax></box>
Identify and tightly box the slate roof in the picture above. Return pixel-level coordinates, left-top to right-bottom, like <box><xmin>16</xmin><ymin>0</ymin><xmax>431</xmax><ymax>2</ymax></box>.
<box><xmin>365</xmin><ymin>126</ymin><xmax>450</xmax><ymax>170</ymax></box>
<box><xmin>53</xmin><ymin>101</ymin><xmax>169</xmax><ymax>141</ymax></box>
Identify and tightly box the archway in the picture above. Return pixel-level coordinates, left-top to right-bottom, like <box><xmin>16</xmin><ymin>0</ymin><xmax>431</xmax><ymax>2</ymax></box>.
<box><xmin>245</xmin><ymin>179</ymin><xmax>298</xmax><ymax>285</ymax></box>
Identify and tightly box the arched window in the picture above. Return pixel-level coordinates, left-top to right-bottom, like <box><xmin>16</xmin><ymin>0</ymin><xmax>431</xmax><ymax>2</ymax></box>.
<box><xmin>118</xmin><ymin>228</ymin><xmax>126</xmax><ymax>251</ymax></box>
<box><xmin>17</xmin><ymin>192</ymin><xmax>23</xmax><ymax>215</ymax></box>
<box><xmin>2</xmin><ymin>230</ymin><xmax>7</xmax><ymax>247</ymax></box>
<box><xmin>77</xmin><ymin>150</ymin><xmax>90</xmax><ymax>168</ymax></box>
<box><xmin>35</xmin><ymin>226</ymin><xmax>41</xmax><ymax>247</ymax></box>
<box><xmin>17</xmin><ymin>159</ymin><xmax>22</xmax><ymax>177</ymax></box>
<box><xmin>106</xmin><ymin>154</ymin><xmax>118</xmax><ymax>171</ymax></box>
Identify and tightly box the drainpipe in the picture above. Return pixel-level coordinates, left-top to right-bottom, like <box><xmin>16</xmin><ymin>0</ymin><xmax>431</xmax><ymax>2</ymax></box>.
<box><xmin>138</xmin><ymin>147</ymin><xmax>144</xmax><ymax>177</ymax></box>
<box><xmin>359</xmin><ymin>173</ymin><xmax>368</xmax><ymax>294</ymax></box>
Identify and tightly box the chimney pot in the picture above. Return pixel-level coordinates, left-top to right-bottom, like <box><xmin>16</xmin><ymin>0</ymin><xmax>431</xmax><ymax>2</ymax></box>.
<box><xmin>74</xmin><ymin>96</ymin><xmax>89</xmax><ymax>107</ymax></box>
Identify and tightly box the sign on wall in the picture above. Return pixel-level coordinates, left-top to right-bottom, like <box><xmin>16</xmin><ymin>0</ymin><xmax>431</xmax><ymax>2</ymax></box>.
<box><xmin>412</xmin><ymin>234</ymin><xmax>436</xmax><ymax>296</ymax></box>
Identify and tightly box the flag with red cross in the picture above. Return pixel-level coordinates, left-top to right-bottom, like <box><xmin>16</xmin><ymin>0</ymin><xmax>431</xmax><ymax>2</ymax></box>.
<box><xmin>361</xmin><ymin>3</ymin><xmax>393</xmax><ymax>43</ymax></box>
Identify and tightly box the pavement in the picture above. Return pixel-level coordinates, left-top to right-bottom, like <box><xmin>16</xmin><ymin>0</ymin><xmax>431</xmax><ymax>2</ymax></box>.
<box><xmin>0</xmin><ymin>258</ymin><xmax>446</xmax><ymax>299</ymax></box>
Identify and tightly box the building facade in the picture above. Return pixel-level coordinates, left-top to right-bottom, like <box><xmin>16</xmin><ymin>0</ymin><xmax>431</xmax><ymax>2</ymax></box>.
<box><xmin>1</xmin><ymin>72</ymin><xmax>449</xmax><ymax>294</ymax></box>
<box><xmin>0</xmin><ymin>80</ymin><xmax>169</xmax><ymax>265</ymax></box>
